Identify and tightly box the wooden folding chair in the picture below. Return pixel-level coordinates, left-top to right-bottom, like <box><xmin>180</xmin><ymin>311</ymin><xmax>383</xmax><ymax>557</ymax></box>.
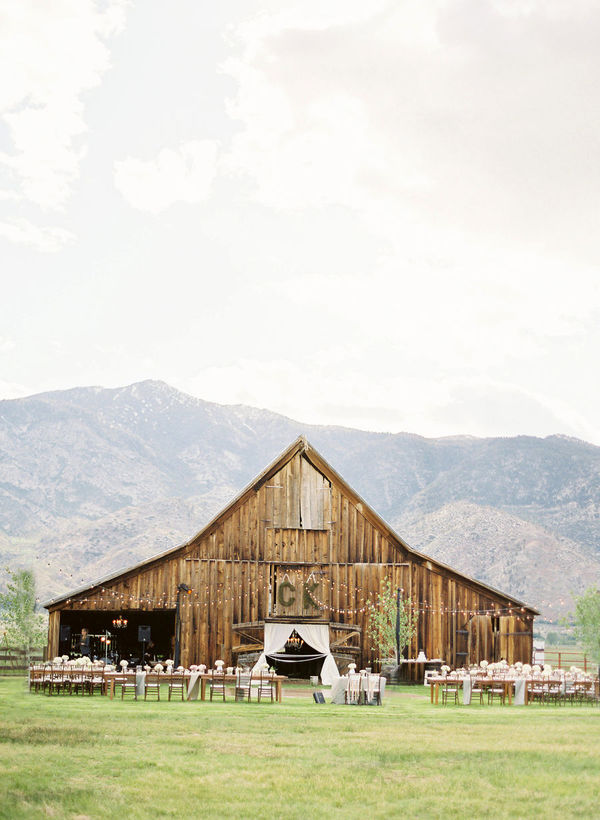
<box><xmin>441</xmin><ymin>679</ymin><xmax>459</xmax><ymax>705</ymax></box>
<box><xmin>168</xmin><ymin>672</ymin><xmax>186</xmax><ymax>701</ymax></box>
<box><xmin>257</xmin><ymin>673</ymin><xmax>275</xmax><ymax>703</ymax></box>
<box><xmin>235</xmin><ymin>670</ymin><xmax>252</xmax><ymax>702</ymax></box>
<box><xmin>209</xmin><ymin>670</ymin><xmax>226</xmax><ymax>702</ymax></box>
<box><xmin>144</xmin><ymin>673</ymin><xmax>161</xmax><ymax>701</ymax></box>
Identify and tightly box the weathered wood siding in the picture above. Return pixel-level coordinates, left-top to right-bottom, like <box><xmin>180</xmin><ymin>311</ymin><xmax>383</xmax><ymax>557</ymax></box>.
<box><xmin>47</xmin><ymin>448</ymin><xmax>534</xmax><ymax>666</ymax></box>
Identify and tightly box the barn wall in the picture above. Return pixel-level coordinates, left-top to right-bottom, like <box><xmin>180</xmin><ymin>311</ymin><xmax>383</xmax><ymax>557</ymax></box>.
<box><xmin>47</xmin><ymin>451</ymin><xmax>534</xmax><ymax>667</ymax></box>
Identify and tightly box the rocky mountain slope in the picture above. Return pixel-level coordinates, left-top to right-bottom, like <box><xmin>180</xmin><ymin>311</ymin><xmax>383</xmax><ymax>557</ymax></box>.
<box><xmin>1</xmin><ymin>380</ymin><xmax>599</xmax><ymax>618</ymax></box>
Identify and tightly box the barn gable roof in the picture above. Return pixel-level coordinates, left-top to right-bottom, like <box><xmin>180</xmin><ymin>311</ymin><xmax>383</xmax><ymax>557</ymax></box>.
<box><xmin>44</xmin><ymin>436</ymin><xmax>538</xmax><ymax>613</ymax></box>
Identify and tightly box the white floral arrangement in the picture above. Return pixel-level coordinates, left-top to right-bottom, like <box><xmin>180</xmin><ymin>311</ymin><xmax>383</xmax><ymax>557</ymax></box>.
<box><xmin>570</xmin><ymin>666</ymin><xmax>580</xmax><ymax>674</ymax></box>
<box><xmin>532</xmin><ymin>664</ymin><xmax>541</xmax><ymax>674</ymax></box>
<box><xmin>522</xmin><ymin>663</ymin><xmax>532</xmax><ymax>674</ymax></box>
<box><xmin>215</xmin><ymin>659</ymin><xmax>224</xmax><ymax>667</ymax></box>
<box><xmin>347</xmin><ymin>663</ymin><xmax>357</xmax><ymax>672</ymax></box>
<box><xmin>144</xmin><ymin>665</ymin><xmax>151</xmax><ymax>672</ymax></box>
<box><xmin>120</xmin><ymin>659</ymin><xmax>128</xmax><ymax>669</ymax></box>
<box><xmin>53</xmin><ymin>656</ymin><xmax>63</xmax><ymax>664</ymax></box>
<box><xmin>177</xmin><ymin>666</ymin><xmax>185</xmax><ymax>672</ymax></box>
<box><xmin>441</xmin><ymin>665</ymin><xmax>450</xmax><ymax>674</ymax></box>
<box><xmin>154</xmin><ymin>663</ymin><xmax>163</xmax><ymax>673</ymax></box>
<box><xmin>61</xmin><ymin>654</ymin><xmax>69</xmax><ymax>663</ymax></box>
<box><xmin>480</xmin><ymin>660</ymin><xmax>488</xmax><ymax>669</ymax></box>
<box><xmin>199</xmin><ymin>664</ymin><xmax>206</xmax><ymax>673</ymax></box>
<box><xmin>190</xmin><ymin>665</ymin><xmax>199</xmax><ymax>672</ymax></box>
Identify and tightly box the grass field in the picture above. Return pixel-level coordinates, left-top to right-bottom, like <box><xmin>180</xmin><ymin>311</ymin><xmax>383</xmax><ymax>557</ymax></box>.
<box><xmin>1</xmin><ymin>677</ymin><xmax>600</xmax><ymax>820</ymax></box>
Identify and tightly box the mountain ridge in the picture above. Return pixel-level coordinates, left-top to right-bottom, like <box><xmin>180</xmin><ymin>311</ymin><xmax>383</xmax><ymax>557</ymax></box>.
<box><xmin>2</xmin><ymin>380</ymin><xmax>599</xmax><ymax>619</ymax></box>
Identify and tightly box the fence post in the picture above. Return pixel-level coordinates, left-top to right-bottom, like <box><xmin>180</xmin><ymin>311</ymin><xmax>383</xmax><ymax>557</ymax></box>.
<box><xmin>558</xmin><ymin>652</ymin><xmax>561</xmax><ymax>670</ymax></box>
<box><xmin>584</xmin><ymin>654</ymin><xmax>587</xmax><ymax>673</ymax></box>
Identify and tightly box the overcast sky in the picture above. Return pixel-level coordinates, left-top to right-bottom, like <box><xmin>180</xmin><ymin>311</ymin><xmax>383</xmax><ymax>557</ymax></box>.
<box><xmin>1</xmin><ymin>0</ymin><xmax>600</xmax><ymax>444</ymax></box>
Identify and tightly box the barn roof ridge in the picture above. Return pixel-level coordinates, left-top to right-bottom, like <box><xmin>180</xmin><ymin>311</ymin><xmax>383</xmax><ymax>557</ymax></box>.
<box><xmin>43</xmin><ymin>435</ymin><xmax>538</xmax><ymax>613</ymax></box>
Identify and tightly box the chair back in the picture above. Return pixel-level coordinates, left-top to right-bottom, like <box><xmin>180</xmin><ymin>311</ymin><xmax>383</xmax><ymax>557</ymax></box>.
<box><xmin>346</xmin><ymin>673</ymin><xmax>361</xmax><ymax>704</ymax></box>
<box><xmin>235</xmin><ymin>670</ymin><xmax>252</xmax><ymax>702</ymax></box>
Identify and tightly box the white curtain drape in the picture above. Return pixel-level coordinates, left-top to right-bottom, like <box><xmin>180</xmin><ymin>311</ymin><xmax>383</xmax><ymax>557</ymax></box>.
<box><xmin>294</xmin><ymin>623</ymin><xmax>339</xmax><ymax>686</ymax></box>
<box><xmin>252</xmin><ymin>622</ymin><xmax>340</xmax><ymax>686</ymax></box>
<box><xmin>251</xmin><ymin>623</ymin><xmax>295</xmax><ymax>676</ymax></box>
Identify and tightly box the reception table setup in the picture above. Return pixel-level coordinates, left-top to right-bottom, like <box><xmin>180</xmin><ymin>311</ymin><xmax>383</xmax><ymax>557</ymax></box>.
<box><xmin>29</xmin><ymin>658</ymin><xmax>286</xmax><ymax>703</ymax></box>
<box><xmin>428</xmin><ymin>660</ymin><xmax>599</xmax><ymax>706</ymax></box>
<box><xmin>330</xmin><ymin>666</ymin><xmax>385</xmax><ymax>705</ymax></box>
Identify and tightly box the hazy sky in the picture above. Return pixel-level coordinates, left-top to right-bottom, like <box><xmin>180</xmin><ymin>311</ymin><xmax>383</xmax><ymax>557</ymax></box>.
<box><xmin>2</xmin><ymin>0</ymin><xmax>600</xmax><ymax>443</ymax></box>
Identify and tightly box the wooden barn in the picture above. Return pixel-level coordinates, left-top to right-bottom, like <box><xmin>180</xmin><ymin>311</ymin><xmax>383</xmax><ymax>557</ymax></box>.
<box><xmin>44</xmin><ymin>437</ymin><xmax>537</xmax><ymax>679</ymax></box>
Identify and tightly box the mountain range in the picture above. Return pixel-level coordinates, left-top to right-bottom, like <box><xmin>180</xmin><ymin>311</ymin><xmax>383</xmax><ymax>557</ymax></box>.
<box><xmin>2</xmin><ymin>379</ymin><xmax>599</xmax><ymax>620</ymax></box>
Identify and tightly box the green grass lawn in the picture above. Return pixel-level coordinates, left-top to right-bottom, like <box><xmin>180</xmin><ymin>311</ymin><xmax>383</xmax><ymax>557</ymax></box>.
<box><xmin>1</xmin><ymin>677</ymin><xmax>599</xmax><ymax>820</ymax></box>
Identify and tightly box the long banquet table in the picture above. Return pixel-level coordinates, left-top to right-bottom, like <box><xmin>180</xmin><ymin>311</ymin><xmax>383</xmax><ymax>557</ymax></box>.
<box><xmin>430</xmin><ymin>676</ymin><xmax>516</xmax><ymax>705</ymax></box>
<box><xmin>429</xmin><ymin>675</ymin><xmax>556</xmax><ymax>706</ymax></box>
<box><xmin>186</xmin><ymin>672</ymin><xmax>286</xmax><ymax>703</ymax></box>
<box><xmin>105</xmin><ymin>671</ymin><xmax>286</xmax><ymax>702</ymax></box>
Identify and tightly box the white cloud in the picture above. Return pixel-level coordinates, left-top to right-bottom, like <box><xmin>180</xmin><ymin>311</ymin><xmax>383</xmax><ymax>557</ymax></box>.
<box><xmin>0</xmin><ymin>0</ymin><xmax>128</xmax><ymax>210</ymax></box>
<box><xmin>114</xmin><ymin>140</ymin><xmax>220</xmax><ymax>213</ymax></box>
<box><xmin>222</xmin><ymin>1</ymin><xmax>600</xmax><ymax>265</ymax></box>
<box><xmin>0</xmin><ymin>378</ymin><xmax>29</xmax><ymax>399</ymax></box>
<box><xmin>0</xmin><ymin>218</ymin><xmax>75</xmax><ymax>252</ymax></box>
<box><xmin>0</xmin><ymin>336</ymin><xmax>16</xmax><ymax>353</ymax></box>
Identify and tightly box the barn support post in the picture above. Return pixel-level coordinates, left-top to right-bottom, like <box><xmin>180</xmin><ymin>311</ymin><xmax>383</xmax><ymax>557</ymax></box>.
<box><xmin>174</xmin><ymin>583</ymin><xmax>191</xmax><ymax>667</ymax></box>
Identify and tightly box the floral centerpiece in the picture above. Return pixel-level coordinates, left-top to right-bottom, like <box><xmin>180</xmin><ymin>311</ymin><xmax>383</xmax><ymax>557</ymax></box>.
<box><xmin>120</xmin><ymin>659</ymin><xmax>128</xmax><ymax>669</ymax></box>
<box><xmin>441</xmin><ymin>664</ymin><xmax>450</xmax><ymax>676</ymax></box>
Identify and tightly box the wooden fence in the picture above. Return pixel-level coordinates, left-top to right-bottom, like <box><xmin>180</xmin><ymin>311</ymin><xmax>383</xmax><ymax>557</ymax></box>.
<box><xmin>543</xmin><ymin>648</ymin><xmax>597</xmax><ymax>673</ymax></box>
<box><xmin>0</xmin><ymin>646</ymin><xmax>45</xmax><ymax>673</ymax></box>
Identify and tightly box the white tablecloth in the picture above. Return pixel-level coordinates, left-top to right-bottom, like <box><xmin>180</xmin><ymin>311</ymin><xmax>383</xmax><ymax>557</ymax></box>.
<box><xmin>330</xmin><ymin>675</ymin><xmax>386</xmax><ymax>704</ymax></box>
<box><xmin>513</xmin><ymin>678</ymin><xmax>526</xmax><ymax>705</ymax></box>
<box><xmin>187</xmin><ymin>672</ymin><xmax>201</xmax><ymax>700</ymax></box>
<box><xmin>135</xmin><ymin>672</ymin><xmax>146</xmax><ymax>697</ymax></box>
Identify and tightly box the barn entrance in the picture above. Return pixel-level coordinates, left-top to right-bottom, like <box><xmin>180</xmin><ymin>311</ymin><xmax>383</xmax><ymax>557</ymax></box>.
<box><xmin>57</xmin><ymin>610</ymin><xmax>176</xmax><ymax>665</ymax></box>
<box><xmin>252</xmin><ymin>621</ymin><xmax>340</xmax><ymax>684</ymax></box>
<box><xmin>266</xmin><ymin>630</ymin><xmax>325</xmax><ymax>679</ymax></box>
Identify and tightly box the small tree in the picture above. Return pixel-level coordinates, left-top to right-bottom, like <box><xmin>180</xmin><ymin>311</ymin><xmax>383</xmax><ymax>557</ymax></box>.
<box><xmin>367</xmin><ymin>579</ymin><xmax>417</xmax><ymax>665</ymax></box>
<box><xmin>572</xmin><ymin>586</ymin><xmax>600</xmax><ymax>664</ymax></box>
<box><xmin>0</xmin><ymin>568</ymin><xmax>47</xmax><ymax>664</ymax></box>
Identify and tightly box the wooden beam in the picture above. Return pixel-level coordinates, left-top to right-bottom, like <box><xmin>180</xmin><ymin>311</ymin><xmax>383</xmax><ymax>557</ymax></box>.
<box><xmin>331</xmin><ymin>630</ymin><xmax>361</xmax><ymax>648</ymax></box>
<box><xmin>231</xmin><ymin>644</ymin><xmax>264</xmax><ymax>654</ymax></box>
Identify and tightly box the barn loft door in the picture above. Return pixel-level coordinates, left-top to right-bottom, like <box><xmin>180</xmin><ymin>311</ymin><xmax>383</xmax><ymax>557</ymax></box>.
<box><xmin>271</xmin><ymin>565</ymin><xmax>329</xmax><ymax>618</ymax></box>
<box><xmin>267</xmin><ymin>456</ymin><xmax>331</xmax><ymax>530</ymax></box>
